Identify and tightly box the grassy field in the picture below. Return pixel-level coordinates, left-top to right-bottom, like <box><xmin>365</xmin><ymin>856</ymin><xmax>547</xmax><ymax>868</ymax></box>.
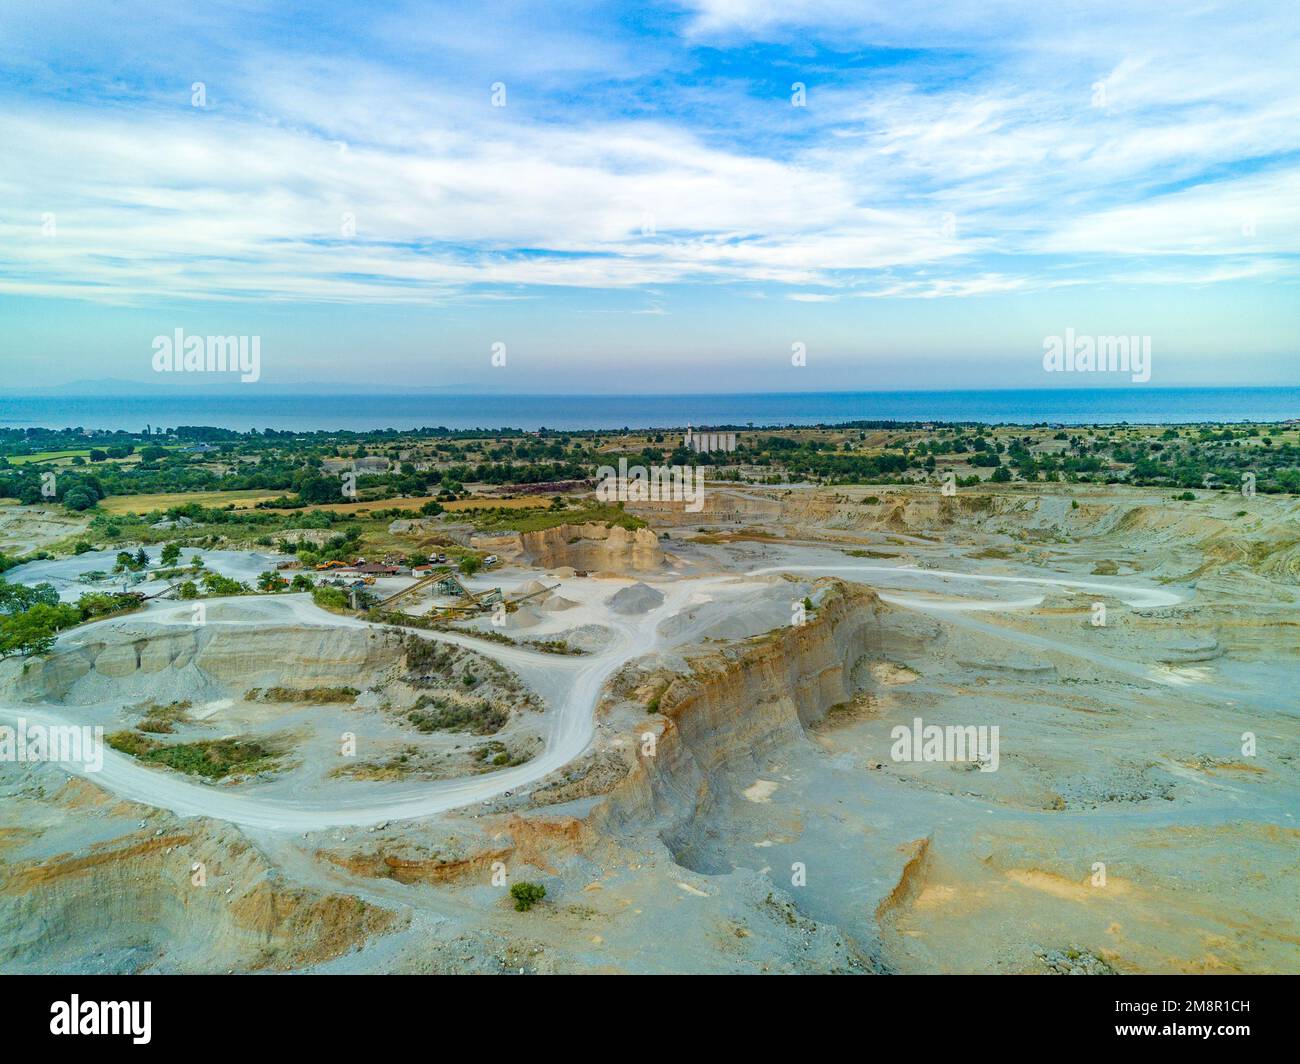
<box><xmin>7</xmin><ymin>450</ymin><xmax>93</xmax><ymax>465</ymax></box>
<box><xmin>256</xmin><ymin>494</ymin><xmax>440</xmax><ymax>515</ymax></box>
<box><xmin>98</xmin><ymin>489</ymin><xmax>285</xmax><ymax>514</ymax></box>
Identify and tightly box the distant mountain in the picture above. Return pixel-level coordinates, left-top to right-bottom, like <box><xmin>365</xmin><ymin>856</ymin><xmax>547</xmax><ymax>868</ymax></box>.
<box><xmin>5</xmin><ymin>378</ymin><xmax>467</xmax><ymax>397</ymax></box>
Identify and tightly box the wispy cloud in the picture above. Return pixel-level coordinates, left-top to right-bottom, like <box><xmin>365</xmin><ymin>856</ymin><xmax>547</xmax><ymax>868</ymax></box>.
<box><xmin>0</xmin><ymin>0</ymin><xmax>1296</xmax><ymax>308</ymax></box>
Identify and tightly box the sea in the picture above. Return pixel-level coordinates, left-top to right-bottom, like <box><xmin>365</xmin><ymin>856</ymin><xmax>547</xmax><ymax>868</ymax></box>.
<box><xmin>0</xmin><ymin>387</ymin><xmax>1296</xmax><ymax>433</ymax></box>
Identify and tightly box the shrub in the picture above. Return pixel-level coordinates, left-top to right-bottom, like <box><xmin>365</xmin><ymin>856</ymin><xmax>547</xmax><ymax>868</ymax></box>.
<box><xmin>253</xmin><ymin>686</ymin><xmax>358</xmax><ymax>704</ymax></box>
<box><xmin>106</xmin><ymin>733</ymin><xmax>279</xmax><ymax>779</ymax></box>
<box><xmin>408</xmin><ymin>697</ymin><xmax>505</xmax><ymax>735</ymax></box>
<box><xmin>311</xmin><ymin>585</ymin><xmax>349</xmax><ymax>610</ymax></box>
<box><xmin>201</xmin><ymin>571</ymin><xmax>248</xmax><ymax>595</ymax></box>
<box><xmin>75</xmin><ymin>590</ymin><xmax>144</xmax><ymax>621</ymax></box>
<box><xmin>510</xmin><ymin>882</ymin><xmax>546</xmax><ymax>911</ymax></box>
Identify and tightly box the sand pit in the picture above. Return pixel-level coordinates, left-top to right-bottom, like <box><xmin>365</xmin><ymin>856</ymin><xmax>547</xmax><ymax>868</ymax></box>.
<box><xmin>3</xmin><ymin>481</ymin><xmax>1297</xmax><ymax>975</ymax></box>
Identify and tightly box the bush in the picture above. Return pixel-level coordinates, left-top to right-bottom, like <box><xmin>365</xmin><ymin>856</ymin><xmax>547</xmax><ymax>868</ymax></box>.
<box><xmin>106</xmin><ymin>732</ymin><xmax>279</xmax><ymax>779</ymax></box>
<box><xmin>408</xmin><ymin>697</ymin><xmax>505</xmax><ymax>735</ymax></box>
<box><xmin>75</xmin><ymin>590</ymin><xmax>144</xmax><ymax>621</ymax></box>
<box><xmin>311</xmin><ymin>585</ymin><xmax>349</xmax><ymax>610</ymax></box>
<box><xmin>201</xmin><ymin>571</ymin><xmax>248</xmax><ymax>595</ymax></box>
<box><xmin>250</xmin><ymin>686</ymin><xmax>358</xmax><ymax>704</ymax></box>
<box><xmin>510</xmin><ymin>882</ymin><xmax>546</xmax><ymax>911</ymax></box>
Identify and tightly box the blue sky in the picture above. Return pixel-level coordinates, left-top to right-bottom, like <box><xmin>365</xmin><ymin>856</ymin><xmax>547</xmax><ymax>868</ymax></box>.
<box><xmin>0</xmin><ymin>0</ymin><xmax>1297</xmax><ymax>393</ymax></box>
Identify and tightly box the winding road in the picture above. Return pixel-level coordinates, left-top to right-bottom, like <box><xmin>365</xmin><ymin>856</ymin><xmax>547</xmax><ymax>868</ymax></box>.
<box><xmin>0</xmin><ymin>555</ymin><xmax>1190</xmax><ymax>832</ymax></box>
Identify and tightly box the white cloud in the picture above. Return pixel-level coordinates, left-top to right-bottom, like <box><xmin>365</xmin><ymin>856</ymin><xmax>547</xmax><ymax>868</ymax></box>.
<box><xmin>1</xmin><ymin>1</ymin><xmax>1297</xmax><ymax>305</ymax></box>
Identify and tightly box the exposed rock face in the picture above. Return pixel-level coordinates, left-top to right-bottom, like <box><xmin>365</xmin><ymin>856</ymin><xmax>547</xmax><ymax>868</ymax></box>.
<box><xmin>8</xmin><ymin>624</ymin><xmax>403</xmax><ymax>706</ymax></box>
<box><xmin>0</xmin><ymin>779</ymin><xmax>400</xmax><ymax>973</ymax></box>
<box><xmin>470</xmin><ymin>522</ymin><xmax>668</xmax><ymax>573</ymax></box>
<box><xmin>596</xmin><ymin>582</ymin><xmax>887</xmax><ymax>840</ymax></box>
<box><xmin>278</xmin><ymin>528</ymin><xmax>336</xmax><ymax>548</ymax></box>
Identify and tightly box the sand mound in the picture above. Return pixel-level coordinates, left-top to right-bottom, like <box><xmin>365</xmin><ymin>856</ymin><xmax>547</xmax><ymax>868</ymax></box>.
<box><xmin>507</xmin><ymin>607</ymin><xmax>543</xmax><ymax>629</ymax></box>
<box><xmin>606</xmin><ymin>583</ymin><xmax>665</xmax><ymax>615</ymax></box>
<box><xmin>540</xmin><ymin>595</ymin><xmax>578</xmax><ymax>612</ymax></box>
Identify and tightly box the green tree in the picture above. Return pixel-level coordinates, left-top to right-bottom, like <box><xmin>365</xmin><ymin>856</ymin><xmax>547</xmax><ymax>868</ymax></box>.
<box><xmin>256</xmin><ymin>570</ymin><xmax>288</xmax><ymax>592</ymax></box>
<box><xmin>459</xmin><ymin>555</ymin><xmax>482</xmax><ymax>577</ymax></box>
<box><xmin>161</xmin><ymin>542</ymin><xmax>182</xmax><ymax>567</ymax></box>
<box><xmin>63</xmin><ymin>487</ymin><xmax>97</xmax><ymax>512</ymax></box>
<box><xmin>0</xmin><ymin>602</ymin><xmax>80</xmax><ymax>657</ymax></box>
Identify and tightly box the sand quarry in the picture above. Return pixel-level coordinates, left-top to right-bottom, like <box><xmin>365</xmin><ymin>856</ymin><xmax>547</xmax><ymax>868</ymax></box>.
<box><xmin>1</xmin><ymin>482</ymin><xmax>1297</xmax><ymax>974</ymax></box>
